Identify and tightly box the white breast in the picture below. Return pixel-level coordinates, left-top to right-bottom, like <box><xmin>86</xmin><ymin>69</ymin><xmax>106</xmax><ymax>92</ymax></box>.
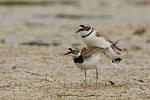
<box><xmin>75</xmin><ymin>53</ymin><xmax>101</xmax><ymax>70</ymax></box>
<box><xmin>83</xmin><ymin>31</ymin><xmax>111</xmax><ymax>48</ymax></box>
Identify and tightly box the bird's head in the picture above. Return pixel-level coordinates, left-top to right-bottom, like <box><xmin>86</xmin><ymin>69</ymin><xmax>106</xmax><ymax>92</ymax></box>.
<box><xmin>64</xmin><ymin>48</ymin><xmax>81</xmax><ymax>58</ymax></box>
<box><xmin>76</xmin><ymin>24</ymin><xmax>93</xmax><ymax>37</ymax></box>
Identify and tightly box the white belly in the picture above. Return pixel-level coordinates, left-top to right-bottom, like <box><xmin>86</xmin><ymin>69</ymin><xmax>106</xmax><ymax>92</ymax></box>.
<box><xmin>84</xmin><ymin>37</ymin><xmax>111</xmax><ymax>48</ymax></box>
<box><xmin>75</xmin><ymin>53</ymin><xmax>101</xmax><ymax>70</ymax></box>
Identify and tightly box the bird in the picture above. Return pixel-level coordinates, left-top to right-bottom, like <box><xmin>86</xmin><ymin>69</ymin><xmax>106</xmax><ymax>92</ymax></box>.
<box><xmin>64</xmin><ymin>47</ymin><xmax>105</xmax><ymax>83</ymax></box>
<box><xmin>76</xmin><ymin>24</ymin><xmax>122</xmax><ymax>63</ymax></box>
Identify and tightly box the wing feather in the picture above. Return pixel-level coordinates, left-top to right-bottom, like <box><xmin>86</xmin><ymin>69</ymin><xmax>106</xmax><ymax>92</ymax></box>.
<box><xmin>82</xmin><ymin>47</ymin><xmax>104</xmax><ymax>58</ymax></box>
<box><xmin>96</xmin><ymin>32</ymin><xmax>122</xmax><ymax>51</ymax></box>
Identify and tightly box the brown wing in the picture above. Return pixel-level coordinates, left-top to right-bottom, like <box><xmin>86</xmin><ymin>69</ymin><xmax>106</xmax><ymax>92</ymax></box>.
<box><xmin>82</xmin><ymin>47</ymin><xmax>104</xmax><ymax>58</ymax></box>
<box><xmin>96</xmin><ymin>32</ymin><xmax>113</xmax><ymax>43</ymax></box>
<box><xmin>96</xmin><ymin>32</ymin><xmax>122</xmax><ymax>51</ymax></box>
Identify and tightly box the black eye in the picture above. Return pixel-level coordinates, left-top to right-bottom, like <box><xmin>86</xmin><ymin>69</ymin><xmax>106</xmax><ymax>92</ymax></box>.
<box><xmin>79</xmin><ymin>25</ymin><xmax>85</xmax><ymax>28</ymax></box>
<box><xmin>85</xmin><ymin>26</ymin><xmax>91</xmax><ymax>31</ymax></box>
<box><xmin>68</xmin><ymin>48</ymin><xmax>72</xmax><ymax>51</ymax></box>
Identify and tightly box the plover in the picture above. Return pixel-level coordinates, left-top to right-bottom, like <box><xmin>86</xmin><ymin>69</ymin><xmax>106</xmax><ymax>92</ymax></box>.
<box><xmin>76</xmin><ymin>24</ymin><xmax>122</xmax><ymax>63</ymax></box>
<box><xmin>64</xmin><ymin>47</ymin><xmax>104</xmax><ymax>83</ymax></box>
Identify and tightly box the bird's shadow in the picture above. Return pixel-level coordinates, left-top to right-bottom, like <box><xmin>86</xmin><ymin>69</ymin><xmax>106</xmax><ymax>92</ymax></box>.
<box><xmin>62</xmin><ymin>80</ymin><xmax>118</xmax><ymax>90</ymax></box>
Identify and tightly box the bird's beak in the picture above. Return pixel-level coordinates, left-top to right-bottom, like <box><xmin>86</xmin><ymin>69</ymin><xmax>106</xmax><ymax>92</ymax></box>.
<box><xmin>64</xmin><ymin>52</ymin><xmax>71</xmax><ymax>55</ymax></box>
<box><xmin>76</xmin><ymin>27</ymin><xmax>82</xmax><ymax>33</ymax></box>
<box><xmin>76</xmin><ymin>29</ymin><xmax>81</xmax><ymax>33</ymax></box>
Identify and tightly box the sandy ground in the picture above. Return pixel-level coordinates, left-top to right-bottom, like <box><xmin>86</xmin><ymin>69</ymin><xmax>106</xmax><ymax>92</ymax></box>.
<box><xmin>0</xmin><ymin>0</ymin><xmax>150</xmax><ymax>99</ymax></box>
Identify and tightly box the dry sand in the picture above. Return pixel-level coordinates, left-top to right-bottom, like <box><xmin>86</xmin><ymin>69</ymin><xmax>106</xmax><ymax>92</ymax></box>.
<box><xmin>0</xmin><ymin>0</ymin><xmax>150</xmax><ymax>99</ymax></box>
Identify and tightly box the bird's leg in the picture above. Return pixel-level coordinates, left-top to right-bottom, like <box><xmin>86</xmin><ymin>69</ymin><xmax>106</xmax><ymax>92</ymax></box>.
<box><xmin>96</xmin><ymin>68</ymin><xmax>98</xmax><ymax>84</ymax></box>
<box><xmin>84</xmin><ymin>70</ymin><xmax>87</xmax><ymax>83</ymax></box>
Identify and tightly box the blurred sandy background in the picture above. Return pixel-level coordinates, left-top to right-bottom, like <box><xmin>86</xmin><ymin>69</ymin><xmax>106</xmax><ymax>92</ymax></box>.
<box><xmin>0</xmin><ymin>0</ymin><xmax>150</xmax><ymax>100</ymax></box>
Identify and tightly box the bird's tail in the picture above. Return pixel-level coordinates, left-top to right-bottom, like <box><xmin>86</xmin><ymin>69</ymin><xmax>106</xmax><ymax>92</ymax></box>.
<box><xmin>104</xmin><ymin>47</ymin><xmax>122</xmax><ymax>63</ymax></box>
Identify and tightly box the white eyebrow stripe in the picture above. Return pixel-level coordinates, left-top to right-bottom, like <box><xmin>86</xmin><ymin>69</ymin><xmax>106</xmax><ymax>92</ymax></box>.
<box><xmin>78</xmin><ymin>26</ymin><xmax>83</xmax><ymax>29</ymax></box>
<box><xmin>67</xmin><ymin>50</ymin><xmax>71</xmax><ymax>52</ymax></box>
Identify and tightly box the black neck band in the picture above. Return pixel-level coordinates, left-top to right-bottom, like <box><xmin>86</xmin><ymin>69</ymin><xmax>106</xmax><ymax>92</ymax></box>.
<box><xmin>82</xmin><ymin>28</ymin><xmax>93</xmax><ymax>38</ymax></box>
<box><xmin>73</xmin><ymin>55</ymin><xmax>84</xmax><ymax>64</ymax></box>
